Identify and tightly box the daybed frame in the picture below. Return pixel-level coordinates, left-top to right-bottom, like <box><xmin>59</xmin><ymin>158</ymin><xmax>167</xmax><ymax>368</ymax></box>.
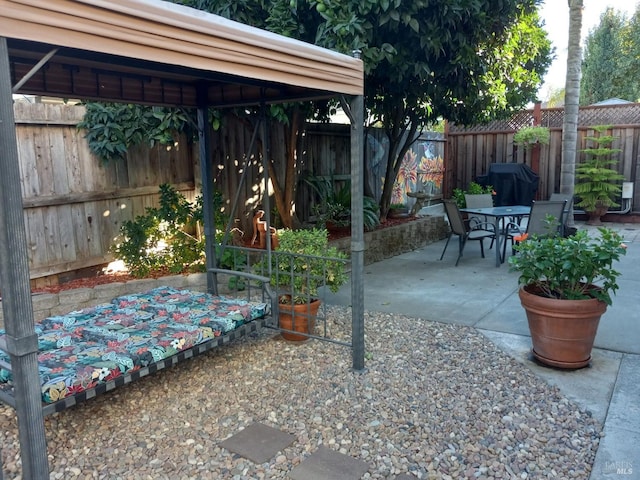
<box><xmin>0</xmin><ymin>269</ymin><xmax>277</xmax><ymax>416</ymax></box>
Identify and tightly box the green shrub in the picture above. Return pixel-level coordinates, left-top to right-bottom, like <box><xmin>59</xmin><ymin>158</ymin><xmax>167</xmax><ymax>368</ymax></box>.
<box><xmin>112</xmin><ymin>184</ymin><xmax>231</xmax><ymax>277</ymax></box>
<box><xmin>451</xmin><ymin>181</ymin><xmax>494</xmax><ymax>208</ymax></box>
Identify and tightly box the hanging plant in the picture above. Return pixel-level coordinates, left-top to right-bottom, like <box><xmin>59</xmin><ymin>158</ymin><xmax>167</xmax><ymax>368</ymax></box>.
<box><xmin>513</xmin><ymin>126</ymin><xmax>551</xmax><ymax>149</ymax></box>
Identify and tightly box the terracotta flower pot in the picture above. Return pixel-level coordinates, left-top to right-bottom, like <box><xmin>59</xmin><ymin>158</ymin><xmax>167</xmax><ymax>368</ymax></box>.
<box><xmin>518</xmin><ymin>285</ymin><xmax>607</xmax><ymax>369</ymax></box>
<box><xmin>278</xmin><ymin>297</ymin><xmax>321</xmax><ymax>342</ymax></box>
<box><xmin>586</xmin><ymin>205</ymin><xmax>609</xmax><ymax>226</ymax></box>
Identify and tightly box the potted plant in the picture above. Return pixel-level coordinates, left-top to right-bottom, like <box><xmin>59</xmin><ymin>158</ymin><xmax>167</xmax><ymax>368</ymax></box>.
<box><xmin>303</xmin><ymin>173</ymin><xmax>380</xmax><ymax>231</ymax></box>
<box><xmin>451</xmin><ymin>181</ymin><xmax>494</xmax><ymax>208</ymax></box>
<box><xmin>509</xmin><ymin>220</ymin><xmax>627</xmax><ymax>368</ymax></box>
<box><xmin>512</xmin><ymin>125</ymin><xmax>550</xmax><ymax>150</ymax></box>
<box><xmin>574</xmin><ymin>125</ymin><xmax>625</xmax><ymax>225</ymax></box>
<box><xmin>262</xmin><ymin>228</ymin><xmax>348</xmax><ymax>341</ymax></box>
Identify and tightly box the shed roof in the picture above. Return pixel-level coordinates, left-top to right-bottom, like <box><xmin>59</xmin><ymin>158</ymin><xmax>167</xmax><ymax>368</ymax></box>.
<box><xmin>1</xmin><ymin>0</ymin><xmax>363</xmax><ymax>107</ymax></box>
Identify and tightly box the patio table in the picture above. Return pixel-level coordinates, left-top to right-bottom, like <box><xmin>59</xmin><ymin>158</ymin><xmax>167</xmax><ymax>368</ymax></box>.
<box><xmin>460</xmin><ymin>205</ymin><xmax>531</xmax><ymax>267</ymax></box>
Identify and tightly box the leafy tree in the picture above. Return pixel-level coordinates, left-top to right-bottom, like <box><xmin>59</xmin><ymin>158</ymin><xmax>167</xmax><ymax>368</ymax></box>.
<box><xmin>621</xmin><ymin>8</ymin><xmax>640</xmax><ymax>102</ymax></box>
<box><xmin>580</xmin><ymin>8</ymin><xmax>628</xmax><ymax>105</ymax></box>
<box><xmin>181</xmin><ymin>0</ymin><xmax>552</xmax><ymax>218</ymax></box>
<box><xmin>81</xmin><ymin>0</ymin><xmax>552</xmax><ymax>222</ymax></box>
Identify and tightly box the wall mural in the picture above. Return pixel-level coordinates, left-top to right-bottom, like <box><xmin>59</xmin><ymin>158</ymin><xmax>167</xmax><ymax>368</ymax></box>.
<box><xmin>365</xmin><ymin>131</ymin><xmax>444</xmax><ymax>212</ymax></box>
<box><xmin>390</xmin><ymin>133</ymin><xmax>445</xmax><ymax>208</ymax></box>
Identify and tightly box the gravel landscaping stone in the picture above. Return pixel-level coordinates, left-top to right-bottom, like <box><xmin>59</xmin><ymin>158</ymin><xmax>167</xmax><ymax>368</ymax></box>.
<box><xmin>0</xmin><ymin>306</ymin><xmax>601</xmax><ymax>479</ymax></box>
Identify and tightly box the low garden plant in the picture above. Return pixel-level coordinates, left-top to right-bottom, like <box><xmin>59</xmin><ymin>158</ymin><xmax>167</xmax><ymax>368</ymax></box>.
<box><xmin>509</xmin><ymin>220</ymin><xmax>627</xmax><ymax>305</ymax></box>
<box><xmin>111</xmin><ymin>184</ymin><xmax>241</xmax><ymax>278</ymax></box>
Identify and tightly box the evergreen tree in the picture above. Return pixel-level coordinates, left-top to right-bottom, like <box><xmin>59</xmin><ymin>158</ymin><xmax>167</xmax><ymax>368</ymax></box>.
<box><xmin>581</xmin><ymin>8</ymin><xmax>633</xmax><ymax>104</ymax></box>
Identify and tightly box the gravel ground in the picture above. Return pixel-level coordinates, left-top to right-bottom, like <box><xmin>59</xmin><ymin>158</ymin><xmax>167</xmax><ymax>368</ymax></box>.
<box><xmin>0</xmin><ymin>306</ymin><xmax>601</xmax><ymax>479</ymax></box>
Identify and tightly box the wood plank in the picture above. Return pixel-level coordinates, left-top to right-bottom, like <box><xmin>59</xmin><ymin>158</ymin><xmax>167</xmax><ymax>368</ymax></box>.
<box><xmin>65</xmin><ymin>124</ymin><xmax>85</xmax><ymax>192</ymax></box>
<box><xmin>34</xmin><ymin>125</ymin><xmax>56</xmax><ymax>196</ymax></box>
<box><xmin>17</xmin><ymin>125</ymin><xmax>41</xmax><ymax>198</ymax></box>
<box><xmin>22</xmin><ymin>182</ymin><xmax>195</xmax><ymax>208</ymax></box>
<box><xmin>621</xmin><ymin>128</ymin><xmax>634</xmax><ymax>181</ymax></box>
<box><xmin>97</xmin><ymin>199</ymin><xmax>123</xmax><ymax>256</ymax></box>
<box><xmin>49</xmin><ymin>125</ymin><xmax>71</xmax><ymax>195</ymax></box>
<box><xmin>71</xmin><ymin>203</ymin><xmax>90</xmax><ymax>259</ymax></box>
<box><xmin>57</xmin><ymin>205</ymin><xmax>78</xmax><ymax>262</ymax></box>
<box><xmin>29</xmin><ymin>255</ymin><xmax>113</xmax><ymax>279</ymax></box>
<box><xmin>24</xmin><ymin>208</ymin><xmax>47</xmax><ymax>270</ymax></box>
<box><xmin>42</xmin><ymin>206</ymin><xmax>64</xmax><ymax>268</ymax></box>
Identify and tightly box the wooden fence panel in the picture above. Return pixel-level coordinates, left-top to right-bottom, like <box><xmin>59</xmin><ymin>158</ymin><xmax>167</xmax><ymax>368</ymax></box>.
<box><xmin>14</xmin><ymin>102</ymin><xmax>197</xmax><ymax>281</ymax></box>
<box><xmin>446</xmin><ymin>104</ymin><xmax>640</xmax><ymax>211</ymax></box>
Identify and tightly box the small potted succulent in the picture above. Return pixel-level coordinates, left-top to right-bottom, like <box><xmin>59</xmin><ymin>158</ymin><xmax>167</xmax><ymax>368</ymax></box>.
<box><xmin>509</xmin><ymin>220</ymin><xmax>627</xmax><ymax>368</ymax></box>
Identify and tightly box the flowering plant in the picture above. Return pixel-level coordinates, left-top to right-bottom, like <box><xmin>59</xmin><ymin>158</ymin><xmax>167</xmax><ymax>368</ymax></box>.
<box><xmin>508</xmin><ymin>223</ymin><xmax>627</xmax><ymax>305</ymax></box>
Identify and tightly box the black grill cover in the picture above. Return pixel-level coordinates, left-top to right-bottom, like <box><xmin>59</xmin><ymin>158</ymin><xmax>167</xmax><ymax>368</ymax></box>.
<box><xmin>476</xmin><ymin>163</ymin><xmax>539</xmax><ymax>206</ymax></box>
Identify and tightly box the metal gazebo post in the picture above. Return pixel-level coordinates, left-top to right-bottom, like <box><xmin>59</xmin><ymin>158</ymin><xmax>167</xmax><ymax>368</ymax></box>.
<box><xmin>196</xmin><ymin>83</ymin><xmax>218</xmax><ymax>295</ymax></box>
<box><xmin>0</xmin><ymin>37</ymin><xmax>49</xmax><ymax>478</ymax></box>
<box><xmin>347</xmin><ymin>75</ymin><xmax>365</xmax><ymax>371</ymax></box>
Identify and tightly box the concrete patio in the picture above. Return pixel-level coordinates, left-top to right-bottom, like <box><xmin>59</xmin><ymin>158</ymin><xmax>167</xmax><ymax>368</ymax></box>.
<box><xmin>324</xmin><ymin>219</ymin><xmax>640</xmax><ymax>479</ymax></box>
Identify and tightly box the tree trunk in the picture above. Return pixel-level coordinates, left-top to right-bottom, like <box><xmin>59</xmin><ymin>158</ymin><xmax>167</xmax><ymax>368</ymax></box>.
<box><xmin>560</xmin><ymin>0</ymin><xmax>584</xmax><ymax>227</ymax></box>
<box><xmin>266</xmin><ymin>108</ymin><xmax>303</xmax><ymax>230</ymax></box>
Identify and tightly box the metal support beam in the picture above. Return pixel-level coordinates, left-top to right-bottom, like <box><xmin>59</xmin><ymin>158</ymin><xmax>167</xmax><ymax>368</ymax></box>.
<box><xmin>259</xmin><ymin>101</ymin><xmax>272</xmax><ymax>252</ymax></box>
<box><xmin>196</xmin><ymin>84</ymin><xmax>217</xmax><ymax>294</ymax></box>
<box><xmin>0</xmin><ymin>37</ymin><xmax>50</xmax><ymax>479</ymax></box>
<box><xmin>348</xmin><ymin>92</ymin><xmax>366</xmax><ymax>371</ymax></box>
<box><xmin>12</xmin><ymin>48</ymin><xmax>58</xmax><ymax>93</ymax></box>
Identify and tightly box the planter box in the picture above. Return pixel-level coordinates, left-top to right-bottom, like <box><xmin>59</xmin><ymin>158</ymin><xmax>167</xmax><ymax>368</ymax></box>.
<box><xmin>330</xmin><ymin>214</ymin><xmax>448</xmax><ymax>265</ymax></box>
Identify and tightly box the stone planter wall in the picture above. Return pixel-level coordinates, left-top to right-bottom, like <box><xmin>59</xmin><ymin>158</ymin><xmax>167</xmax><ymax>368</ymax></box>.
<box><xmin>1</xmin><ymin>274</ymin><xmax>209</xmax><ymax>327</ymax></box>
<box><xmin>331</xmin><ymin>214</ymin><xmax>448</xmax><ymax>265</ymax></box>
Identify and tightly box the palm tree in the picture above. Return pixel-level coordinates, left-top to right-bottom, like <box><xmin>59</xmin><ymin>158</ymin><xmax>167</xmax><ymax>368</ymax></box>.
<box><xmin>560</xmin><ymin>0</ymin><xmax>584</xmax><ymax>227</ymax></box>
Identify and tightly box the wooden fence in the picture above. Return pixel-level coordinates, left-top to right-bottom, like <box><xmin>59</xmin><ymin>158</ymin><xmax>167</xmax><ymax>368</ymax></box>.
<box><xmin>14</xmin><ymin>105</ymin><xmax>360</xmax><ymax>284</ymax></box>
<box><xmin>17</xmin><ymin>100</ymin><xmax>640</xmax><ymax>285</ymax></box>
<box><xmin>447</xmin><ymin>103</ymin><xmax>640</xmax><ymax>211</ymax></box>
<box><xmin>14</xmin><ymin>102</ymin><xmax>196</xmax><ymax>285</ymax></box>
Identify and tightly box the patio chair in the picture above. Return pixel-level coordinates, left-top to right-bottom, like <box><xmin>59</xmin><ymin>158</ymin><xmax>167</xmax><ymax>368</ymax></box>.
<box><xmin>549</xmin><ymin>193</ymin><xmax>574</xmax><ymax>236</ymax></box>
<box><xmin>440</xmin><ymin>200</ymin><xmax>497</xmax><ymax>266</ymax></box>
<box><xmin>503</xmin><ymin>199</ymin><xmax>567</xmax><ymax>260</ymax></box>
<box><xmin>464</xmin><ymin>193</ymin><xmax>493</xmax><ymax>209</ymax></box>
<box><xmin>464</xmin><ymin>193</ymin><xmax>498</xmax><ymax>248</ymax></box>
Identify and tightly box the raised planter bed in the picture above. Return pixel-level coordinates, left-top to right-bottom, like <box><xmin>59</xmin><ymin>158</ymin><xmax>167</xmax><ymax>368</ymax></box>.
<box><xmin>330</xmin><ymin>214</ymin><xmax>448</xmax><ymax>265</ymax></box>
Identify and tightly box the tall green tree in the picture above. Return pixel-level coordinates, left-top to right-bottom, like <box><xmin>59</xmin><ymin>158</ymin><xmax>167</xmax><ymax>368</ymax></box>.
<box><xmin>82</xmin><ymin>0</ymin><xmax>552</xmax><ymax>222</ymax></box>
<box><xmin>560</xmin><ymin>0</ymin><xmax>584</xmax><ymax>223</ymax></box>
<box><xmin>616</xmin><ymin>7</ymin><xmax>640</xmax><ymax>102</ymax></box>
<box><xmin>580</xmin><ymin>8</ymin><xmax>628</xmax><ymax>104</ymax></box>
<box><xmin>181</xmin><ymin>0</ymin><xmax>552</xmax><ymax>218</ymax></box>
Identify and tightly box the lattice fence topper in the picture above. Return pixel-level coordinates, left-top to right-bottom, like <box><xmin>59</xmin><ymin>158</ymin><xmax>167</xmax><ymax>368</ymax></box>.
<box><xmin>449</xmin><ymin>103</ymin><xmax>640</xmax><ymax>133</ymax></box>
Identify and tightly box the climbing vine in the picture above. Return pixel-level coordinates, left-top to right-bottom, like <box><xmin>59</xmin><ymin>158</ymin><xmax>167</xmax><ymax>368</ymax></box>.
<box><xmin>77</xmin><ymin>103</ymin><xmax>220</xmax><ymax>163</ymax></box>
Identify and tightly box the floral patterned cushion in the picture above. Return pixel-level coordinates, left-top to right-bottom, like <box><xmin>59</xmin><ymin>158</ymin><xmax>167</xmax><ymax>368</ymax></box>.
<box><xmin>0</xmin><ymin>287</ymin><xmax>268</xmax><ymax>404</ymax></box>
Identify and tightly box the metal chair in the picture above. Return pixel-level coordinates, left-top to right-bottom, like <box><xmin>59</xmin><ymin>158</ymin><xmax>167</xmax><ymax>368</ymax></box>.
<box><xmin>464</xmin><ymin>193</ymin><xmax>497</xmax><ymax>247</ymax></box>
<box><xmin>440</xmin><ymin>200</ymin><xmax>497</xmax><ymax>266</ymax></box>
<box><xmin>503</xmin><ymin>199</ymin><xmax>567</xmax><ymax>261</ymax></box>
<box><xmin>549</xmin><ymin>193</ymin><xmax>574</xmax><ymax>236</ymax></box>
<box><xmin>464</xmin><ymin>193</ymin><xmax>493</xmax><ymax>209</ymax></box>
